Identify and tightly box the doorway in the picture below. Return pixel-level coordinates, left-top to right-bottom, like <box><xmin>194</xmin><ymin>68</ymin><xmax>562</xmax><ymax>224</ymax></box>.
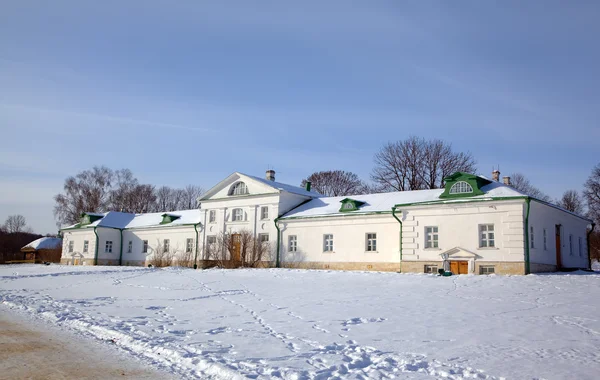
<box><xmin>231</xmin><ymin>234</ymin><xmax>241</xmax><ymax>262</ymax></box>
<box><xmin>450</xmin><ymin>261</ymin><xmax>469</xmax><ymax>274</ymax></box>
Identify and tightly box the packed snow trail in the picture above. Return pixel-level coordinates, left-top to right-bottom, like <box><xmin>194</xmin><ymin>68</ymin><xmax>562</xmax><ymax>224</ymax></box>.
<box><xmin>2</xmin><ymin>265</ymin><xmax>600</xmax><ymax>379</ymax></box>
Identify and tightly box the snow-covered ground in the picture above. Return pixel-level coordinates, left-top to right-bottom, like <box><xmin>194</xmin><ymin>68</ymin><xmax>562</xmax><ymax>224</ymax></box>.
<box><xmin>2</xmin><ymin>265</ymin><xmax>600</xmax><ymax>379</ymax></box>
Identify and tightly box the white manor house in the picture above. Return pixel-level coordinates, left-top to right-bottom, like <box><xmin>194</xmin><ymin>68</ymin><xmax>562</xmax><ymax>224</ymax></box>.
<box><xmin>60</xmin><ymin>170</ymin><xmax>593</xmax><ymax>275</ymax></box>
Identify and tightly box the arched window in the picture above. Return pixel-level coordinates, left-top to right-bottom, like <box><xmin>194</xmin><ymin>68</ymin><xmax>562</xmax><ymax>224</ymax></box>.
<box><xmin>343</xmin><ymin>203</ymin><xmax>354</xmax><ymax>210</ymax></box>
<box><xmin>232</xmin><ymin>208</ymin><xmax>244</xmax><ymax>221</ymax></box>
<box><xmin>449</xmin><ymin>181</ymin><xmax>473</xmax><ymax>194</ymax></box>
<box><xmin>229</xmin><ymin>182</ymin><xmax>248</xmax><ymax>196</ymax></box>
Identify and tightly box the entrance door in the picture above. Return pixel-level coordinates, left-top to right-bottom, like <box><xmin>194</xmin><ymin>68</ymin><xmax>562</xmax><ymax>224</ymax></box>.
<box><xmin>555</xmin><ymin>225</ymin><xmax>562</xmax><ymax>270</ymax></box>
<box><xmin>73</xmin><ymin>258</ymin><xmax>80</xmax><ymax>265</ymax></box>
<box><xmin>231</xmin><ymin>234</ymin><xmax>241</xmax><ymax>262</ymax></box>
<box><xmin>450</xmin><ymin>261</ymin><xmax>469</xmax><ymax>274</ymax></box>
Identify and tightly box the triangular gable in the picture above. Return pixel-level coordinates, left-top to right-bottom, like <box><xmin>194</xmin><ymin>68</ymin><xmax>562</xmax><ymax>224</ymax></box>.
<box><xmin>439</xmin><ymin>247</ymin><xmax>481</xmax><ymax>260</ymax></box>
<box><xmin>198</xmin><ymin>172</ymin><xmax>282</xmax><ymax>201</ymax></box>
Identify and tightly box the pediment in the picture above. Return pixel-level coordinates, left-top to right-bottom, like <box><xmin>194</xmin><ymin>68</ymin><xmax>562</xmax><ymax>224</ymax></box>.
<box><xmin>198</xmin><ymin>173</ymin><xmax>280</xmax><ymax>201</ymax></box>
<box><xmin>439</xmin><ymin>247</ymin><xmax>481</xmax><ymax>259</ymax></box>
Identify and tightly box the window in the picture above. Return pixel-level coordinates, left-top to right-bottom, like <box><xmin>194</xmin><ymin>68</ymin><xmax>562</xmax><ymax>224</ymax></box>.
<box><xmin>209</xmin><ymin>210</ymin><xmax>216</xmax><ymax>223</ymax></box>
<box><xmin>68</xmin><ymin>241</ymin><xmax>74</xmax><ymax>253</ymax></box>
<box><xmin>579</xmin><ymin>237</ymin><xmax>582</xmax><ymax>257</ymax></box>
<box><xmin>425</xmin><ymin>226</ymin><xmax>439</xmax><ymax>248</ymax></box>
<box><xmin>366</xmin><ymin>233</ymin><xmax>377</xmax><ymax>252</ymax></box>
<box><xmin>323</xmin><ymin>234</ymin><xmax>334</xmax><ymax>252</ymax></box>
<box><xmin>142</xmin><ymin>240</ymin><xmax>148</xmax><ymax>253</ymax></box>
<box><xmin>530</xmin><ymin>226</ymin><xmax>535</xmax><ymax>249</ymax></box>
<box><xmin>568</xmin><ymin>235</ymin><xmax>573</xmax><ymax>256</ymax></box>
<box><xmin>479</xmin><ymin>224</ymin><xmax>495</xmax><ymax>248</ymax></box>
<box><xmin>288</xmin><ymin>235</ymin><xmax>297</xmax><ymax>252</ymax></box>
<box><xmin>105</xmin><ymin>241</ymin><xmax>113</xmax><ymax>253</ymax></box>
<box><xmin>207</xmin><ymin>236</ymin><xmax>217</xmax><ymax>245</ymax></box>
<box><xmin>186</xmin><ymin>238</ymin><xmax>193</xmax><ymax>253</ymax></box>
<box><xmin>259</xmin><ymin>234</ymin><xmax>269</xmax><ymax>243</ymax></box>
<box><xmin>449</xmin><ymin>181</ymin><xmax>473</xmax><ymax>194</ymax></box>
<box><xmin>343</xmin><ymin>203</ymin><xmax>354</xmax><ymax>210</ymax></box>
<box><xmin>424</xmin><ymin>265</ymin><xmax>438</xmax><ymax>274</ymax></box>
<box><xmin>163</xmin><ymin>239</ymin><xmax>170</xmax><ymax>252</ymax></box>
<box><xmin>83</xmin><ymin>240</ymin><xmax>89</xmax><ymax>253</ymax></box>
<box><xmin>260</xmin><ymin>206</ymin><xmax>269</xmax><ymax>220</ymax></box>
<box><xmin>479</xmin><ymin>265</ymin><xmax>495</xmax><ymax>275</ymax></box>
<box><xmin>232</xmin><ymin>208</ymin><xmax>244</xmax><ymax>221</ymax></box>
<box><xmin>229</xmin><ymin>182</ymin><xmax>248</xmax><ymax>196</ymax></box>
<box><xmin>543</xmin><ymin>229</ymin><xmax>547</xmax><ymax>250</ymax></box>
<box><xmin>127</xmin><ymin>240</ymin><xmax>132</xmax><ymax>253</ymax></box>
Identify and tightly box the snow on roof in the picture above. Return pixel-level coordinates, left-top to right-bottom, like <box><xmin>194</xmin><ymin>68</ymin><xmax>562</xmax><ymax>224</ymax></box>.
<box><xmin>281</xmin><ymin>181</ymin><xmax>526</xmax><ymax>219</ymax></box>
<box><xmin>242</xmin><ymin>173</ymin><xmax>320</xmax><ymax>198</ymax></box>
<box><xmin>22</xmin><ymin>237</ymin><xmax>62</xmax><ymax>250</ymax></box>
<box><xmin>63</xmin><ymin>210</ymin><xmax>203</xmax><ymax>230</ymax></box>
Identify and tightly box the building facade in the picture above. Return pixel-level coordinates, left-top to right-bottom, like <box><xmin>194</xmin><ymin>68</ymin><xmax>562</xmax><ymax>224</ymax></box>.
<box><xmin>61</xmin><ymin>170</ymin><xmax>593</xmax><ymax>275</ymax></box>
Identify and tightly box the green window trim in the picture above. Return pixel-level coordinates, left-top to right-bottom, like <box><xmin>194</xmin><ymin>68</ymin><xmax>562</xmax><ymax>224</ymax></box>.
<box><xmin>339</xmin><ymin>198</ymin><xmax>366</xmax><ymax>212</ymax></box>
<box><xmin>80</xmin><ymin>212</ymin><xmax>104</xmax><ymax>226</ymax></box>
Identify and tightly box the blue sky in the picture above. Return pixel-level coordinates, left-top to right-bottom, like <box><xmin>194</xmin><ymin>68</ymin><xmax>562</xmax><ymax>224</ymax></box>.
<box><xmin>1</xmin><ymin>1</ymin><xmax>599</xmax><ymax>234</ymax></box>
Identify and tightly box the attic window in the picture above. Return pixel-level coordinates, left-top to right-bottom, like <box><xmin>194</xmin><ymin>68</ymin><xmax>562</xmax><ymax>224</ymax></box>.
<box><xmin>339</xmin><ymin>198</ymin><xmax>366</xmax><ymax>212</ymax></box>
<box><xmin>449</xmin><ymin>181</ymin><xmax>473</xmax><ymax>194</ymax></box>
<box><xmin>229</xmin><ymin>182</ymin><xmax>249</xmax><ymax>196</ymax></box>
<box><xmin>160</xmin><ymin>214</ymin><xmax>181</xmax><ymax>225</ymax></box>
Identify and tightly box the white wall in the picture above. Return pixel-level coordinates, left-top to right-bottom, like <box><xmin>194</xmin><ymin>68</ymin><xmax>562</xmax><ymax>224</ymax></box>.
<box><xmin>124</xmin><ymin>226</ymin><xmax>199</xmax><ymax>265</ymax></box>
<box><xmin>528</xmin><ymin>200</ymin><xmax>590</xmax><ymax>269</ymax></box>
<box><xmin>61</xmin><ymin>229</ymin><xmax>97</xmax><ymax>263</ymax></box>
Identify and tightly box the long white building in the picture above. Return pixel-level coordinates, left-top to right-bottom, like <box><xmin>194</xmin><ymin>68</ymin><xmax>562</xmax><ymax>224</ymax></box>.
<box><xmin>61</xmin><ymin>170</ymin><xmax>594</xmax><ymax>275</ymax></box>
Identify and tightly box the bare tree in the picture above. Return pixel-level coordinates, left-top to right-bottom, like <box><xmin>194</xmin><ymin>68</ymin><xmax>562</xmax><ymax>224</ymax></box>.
<box><xmin>108</xmin><ymin>169</ymin><xmax>139</xmax><ymax>212</ymax></box>
<box><xmin>584</xmin><ymin>163</ymin><xmax>600</xmax><ymax>224</ymax></box>
<box><xmin>128</xmin><ymin>184</ymin><xmax>157</xmax><ymax>213</ymax></box>
<box><xmin>556</xmin><ymin>190</ymin><xmax>585</xmax><ymax>215</ymax></box>
<box><xmin>300</xmin><ymin>170</ymin><xmax>369</xmax><ymax>196</ymax></box>
<box><xmin>3</xmin><ymin>215</ymin><xmax>27</xmax><ymax>233</ymax></box>
<box><xmin>204</xmin><ymin>230</ymin><xmax>271</xmax><ymax>268</ymax></box>
<box><xmin>509</xmin><ymin>173</ymin><xmax>551</xmax><ymax>202</ymax></box>
<box><xmin>371</xmin><ymin>137</ymin><xmax>476</xmax><ymax>191</ymax></box>
<box><xmin>147</xmin><ymin>239</ymin><xmax>176</xmax><ymax>267</ymax></box>
<box><xmin>54</xmin><ymin>166</ymin><xmax>114</xmax><ymax>225</ymax></box>
<box><xmin>181</xmin><ymin>185</ymin><xmax>205</xmax><ymax>209</ymax></box>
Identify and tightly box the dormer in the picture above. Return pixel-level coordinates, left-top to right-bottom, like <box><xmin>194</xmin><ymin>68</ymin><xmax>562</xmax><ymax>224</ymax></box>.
<box><xmin>228</xmin><ymin>181</ymin><xmax>249</xmax><ymax>196</ymax></box>
<box><xmin>439</xmin><ymin>172</ymin><xmax>491</xmax><ymax>199</ymax></box>
<box><xmin>80</xmin><ymin>212</ymin><xmax>104</xmax><ymax>226</ymax></box>
<box><xmin>339</xmin><ymin>198</ymin><xmax>366</xmax><ymax>212</ymax></box>
<box><xmin>160</xmin><ymin>213</ymin><xmax>181</xmax><ymax>224</ymax></box>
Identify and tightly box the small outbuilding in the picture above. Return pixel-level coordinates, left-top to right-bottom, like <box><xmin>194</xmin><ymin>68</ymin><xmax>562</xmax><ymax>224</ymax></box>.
<box><xmin>21</xmin><ymin>237</ymin><xmax>63</xmax><ymax>263</ymax></box>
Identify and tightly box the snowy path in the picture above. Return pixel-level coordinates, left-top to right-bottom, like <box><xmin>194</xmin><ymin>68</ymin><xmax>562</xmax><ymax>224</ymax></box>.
<box><xmin>1</xmin><ymin>265</ymin><xmax>600</xmax><ymax>379</ymax></box>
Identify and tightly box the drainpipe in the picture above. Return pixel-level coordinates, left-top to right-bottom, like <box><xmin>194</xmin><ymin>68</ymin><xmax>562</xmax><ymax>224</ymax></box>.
<box><xmin>588</xmin><ymin>223</ymin><xmax>596</xmax><ymax>270</ymax></box>
<box><xmin>524</xmin><ymin>198</ymin><xmax>531</xmax><ymax>275</ymax></box>
<box><xmin>93</xmin><ymin>226</ymin><xmax>99</xmax><ymax>266</ymax></box>
<box><xmin>193</xmin><ymin>222</ymin><xmax>200</xmax><ymax>269</ymax></box>
<box><xmin>391</xmin><ymin>206</ymin><xmax>403</xmax><ymax>273</ymax></box>
<box><xmin>118</xmin><ymin>229</ymin><xmax>124</xmax><ymax>266</ymax></box>
<box><xmin>274</xmin><ymin>217</ymin><xmax>281</xmax><ymax>268</ymax></box>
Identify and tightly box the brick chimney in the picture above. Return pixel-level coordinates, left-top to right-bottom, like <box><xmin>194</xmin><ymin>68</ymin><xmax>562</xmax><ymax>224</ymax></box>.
<box><xmin>266</xmin><ymin>169</ymin><xmax>275</xmax><ymax>181</ymax></box>
<box><xmin>492</xmin><ymin>170</ymin><xmax>500</xmax><ymax>182</ymax></box>
<box><xmin>503</xmin><ymin>176</ymin><xmax>511</xmax><ymax>186</ymax></box>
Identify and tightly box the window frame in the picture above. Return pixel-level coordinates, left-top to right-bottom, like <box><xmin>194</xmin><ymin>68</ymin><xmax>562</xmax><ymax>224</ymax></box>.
<box><xmin>229</xmin><ymin>182</ymin><xmax>248</xmax><ymax>196</ymax></box>
<box><xmin>127</xmin><ymin>240</ymin><xmax>133</xmax><ymax>253</ymax></box>
<box><xmin>424</xmin><ymin>265</ymin><xmax>438</xmax><ymax>274</ymax></box>
<box><xmin>83</xmin><ymin>240</ymin><xmax>89</xmax><ymax>253</ymax></box>
<box><xmin>449</xmin><ymin>181</ymin><xmax>474</xmax><ymax>194</ymax></box>
<box><xmin>530</xmin><ymin>226</ymin><xmax>535</xmax><ymax>249</ymax></box>
<box><xmin>142</xmin><ymin>240</ymin><xmax>148</xmax><ymax>254</ymax></box>
<box><xmin>323</xmin><ymin>234</ymin><xmax>334</xmax><ymax>252</ymax></box>
<box><xmin>206</xmin><ymin>235</ymin><xmax>217</xmax><ymax>245</ymax></box>
<box><xmin>105</xmin><ymin>240</ymin><xmax>113</xmax><ymax>253</ymax></box>
<box><xmin>288</xmin><ymin>235</ymin><xmax>297</xmax><ymax>252</ymax></box>
<box><xmin>365</xmin><ymin>233</ymin><xmax>377</xmax><ymax>252</ymax></box>
<box><xmin>479</xmin><ymin>265</ymin><xmax>495</xmax><ymax>275</ymax></box>
<box><xmin>479</xmin><ymin>224</ymin><xmax>495</xmax><ymax>248</ymax></box>
<box><xmin>232</xmin><ymin>208</ymin><xmax>244</xmax><ymax>222</ymax></box>
<box><xmin>543</xmin><ymin>228</ymin><xmax>547</xmax><ymax>250</ymax></box>
<box><xmin>68</xmin><ymin>241</ymin><xmax>74</xmax><ymax>253</ymax></box>
<box><xmin>424</xmin><ymin>226</ymin><xmax>439</xmax><ymax>249</ymax></box>
<box><xmin>163</xmin><ymin>239</ymin><xmax>170</xmax><ymax>252</ymax></box>
<box><xmin>260</xmin><ymin>206</ymin><xmax>269</xmax><ymax>220</ymax></box>
<box><xmin>186</xmin><ymin>238</ymin><xmax>193</xmax><ymax>253</ymax></box>
<box><xmin>209</xmin><ymin>210</ymin><xmax>216</xmax><ymax>223</ymax></box>
<box><xmin>259</xmin><ymin>233</ymin><xmax>269</xmax><ymax>243</ymax></box>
